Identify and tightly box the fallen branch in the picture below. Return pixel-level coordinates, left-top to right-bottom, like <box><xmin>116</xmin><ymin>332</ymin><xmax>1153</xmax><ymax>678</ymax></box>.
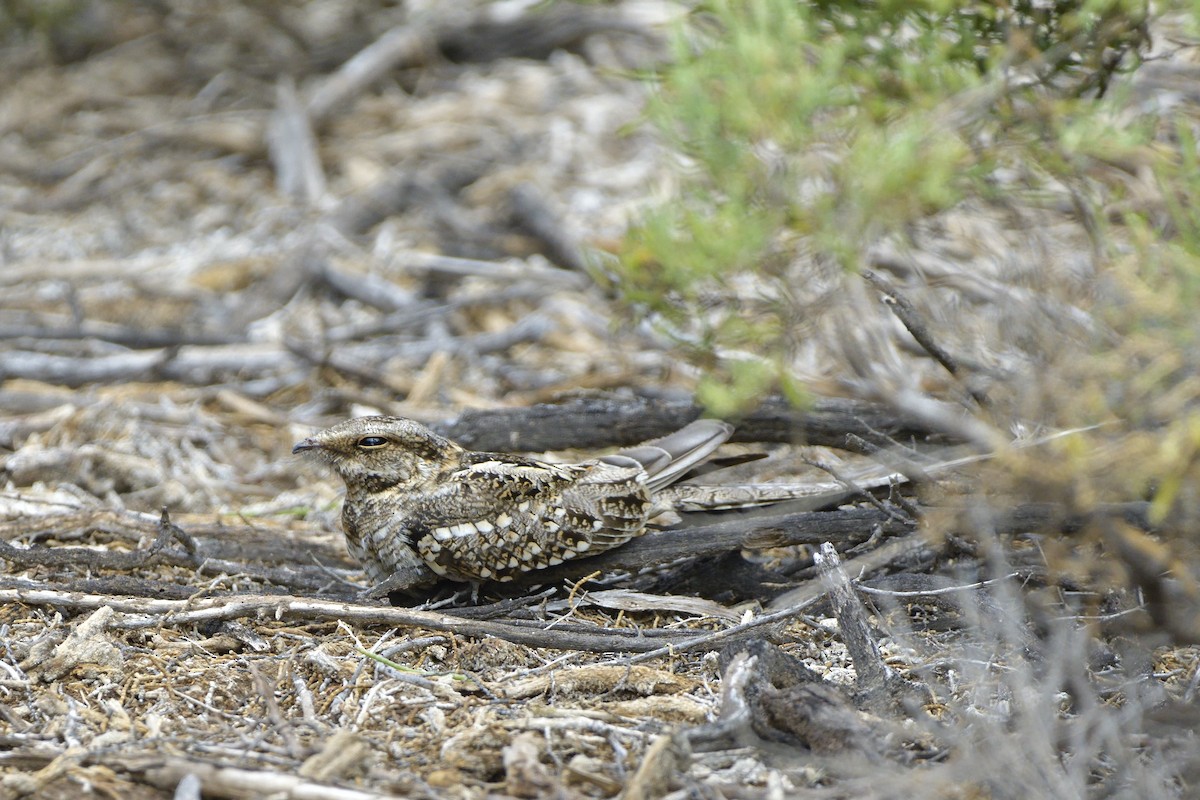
<box><xmin>863</xmin><ymin>269</ymin><xmax>967</xmax><ymax>382</ymax></box>
<box><xmin>0</xmin><ymin>587</ymin><xmax>697</xmax><ymax>654</ymax></box>
<box><xmin>128</xmin><ymin>754</ymin><xmax>398</xmax><ymax>800</ymax></box>
<box><xmin>508</xmin><ymin>505</ymin><xmax>917</xmax><ymax>592</ymax></box>
<box><xmin>0</xmin><ymin>343</ymin><xmax>298</xmax><ymax>387</ymax></box>
<box><xmin>0</xmin><ymin>312</ymin><xmax>241</xmax><ymax>348</ymax></box>
<box><xmin>815</xmin><ymin>542</ymin><xmax>891</xmax><ymax>690</ymax></box>
<box><xmin>624</xmin><ymin>535</ymin><xmax>933</xmax><ymax>665</ymax></box>
<box><xmin>0</xmin><ymin>508</ymin><xmax>195</xmax><ymax>571</ymax></box>
<box><xmin>267</xmin><ymin>76</ymin><xmax>325</xmax><ymax>204</ymax></box>
<box><xmin>508</xmin><ymin>182</ymin><xmax>588</xmax><ymax>273</ymax></box>
<box><xmin>307</xmin><ymin>19</ymin><xmax>441</xmax><ymax>125</ymax></box>
<box><xmin>687</xmin><ymin>640</ymin><xmax>901</xmax><ymax>765</ymax></box>
<box><xmin>436</xmin><ymin>394</ymin><xmax>953</xmax><ymax>451</ymax></box>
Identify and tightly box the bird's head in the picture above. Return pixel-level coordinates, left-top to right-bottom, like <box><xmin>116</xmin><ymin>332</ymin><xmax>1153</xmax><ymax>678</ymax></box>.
<box><xmin>292</xmin><ymin>416</ymin><xmax>460</xmax><ymax>492</ymax></box>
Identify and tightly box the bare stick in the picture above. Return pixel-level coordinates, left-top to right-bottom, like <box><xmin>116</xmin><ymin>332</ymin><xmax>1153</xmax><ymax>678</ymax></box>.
<box><xmin>307</xmin><ymin>21</ymin><xmax>440</xmax><ymax>125</ymax></box>
<box><xmin>435</xmin><ymin>394</ymin><xmax>949</xmax><ymax>451</ymax></box>
<box><xmin>0</xmin><ymin>507</ymin><xmax>195</xmax><ymax>571</ymax></box>
<box><xmin>314</xmin><ymin>261</ymin><xmax>419</xmax><ymax>313</ymax></box>
<box><xmin>686</xmin><ymin>651</ymin><xmax>760</xmax><ymax>749</ymax></box>
<box><xmin>508</xmin><ymin>182</ymin><xmax>588</xmax><ymax>273</ymax></box>
<box><xmin>624</xmin><ymin>535</ymin><xmax>931</xmax><ymax>665</ymax></box>
<box><xmin>127</xmin><ymin>754</ymin><xmax>400</xmax><ymax>800</ymax></box>
<box><xmin>814</xmin><ymin>542</ymin><xmax>891</xmax><ymax>689</ymax></box>
<box><xmin>0</xmin><ymin>313</ymin><xmax>241</xmax><ymax>347</ymax></box>
<box><xmin>0</xmin><ymin>587</ymin><xmax>695</xmax><ymax>654</ymax></box>
<box><xmin>385</xmin><ymin>249</ymin><xmax>588</xmax><ymax>288</ymax></box>
<box><xmin>862</xmin><ymin>269</ymin><xmax>962</xmax><ymax>378</ymax></box>
<box><xmin>0</xmin><ymin>343</ymin><xmax>298</xmax><ymax>387</ymax></box>
<box><xmin>267</xmin><ymin>76</ymin><xmax>326</xmax><ymax>204</ymax></box>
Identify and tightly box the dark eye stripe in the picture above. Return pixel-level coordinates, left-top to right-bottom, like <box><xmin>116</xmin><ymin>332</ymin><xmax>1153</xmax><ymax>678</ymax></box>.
<box><xmin>357</xmin><ymin>436</ymin><xmax>389</xmax><ymax>448</ymax></box>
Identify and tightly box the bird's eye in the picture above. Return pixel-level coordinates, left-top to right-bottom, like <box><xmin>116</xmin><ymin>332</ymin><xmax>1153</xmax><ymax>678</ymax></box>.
<box><xmin>357</xmin><ymin>436</ymin><xmax>389</xmax><ymax>449</ymax></box>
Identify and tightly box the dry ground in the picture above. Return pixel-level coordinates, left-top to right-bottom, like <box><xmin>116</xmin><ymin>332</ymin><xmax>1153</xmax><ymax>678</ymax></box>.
<box><xmin>1</xmin><ymin>2</ymin><xmax>1198</xmax><ymax>799</ymax></box>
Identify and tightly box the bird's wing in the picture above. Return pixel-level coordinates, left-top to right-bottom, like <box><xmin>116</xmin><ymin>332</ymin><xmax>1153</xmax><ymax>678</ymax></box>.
<box><xmin>615</xmin><ymin>419</ymin><xmax>733</xmax><ymax>492</ymax></box>
<box><xmin>405</xmin><ymin>455</ymin><xmax>650</xmax><ymax>583</ymax></box>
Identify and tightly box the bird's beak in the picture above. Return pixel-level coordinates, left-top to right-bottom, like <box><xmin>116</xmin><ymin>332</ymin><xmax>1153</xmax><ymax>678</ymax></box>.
<box><xmin>292</xmin><ymin>438</ymin><xmax>320</xmax><ymax>454</ymax></box>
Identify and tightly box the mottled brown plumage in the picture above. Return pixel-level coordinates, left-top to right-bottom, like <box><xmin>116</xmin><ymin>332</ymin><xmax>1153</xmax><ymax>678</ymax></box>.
<box><xmin>293</xmin><ymin>416</ymin><xmax>733</xmax><ymax>592</ymax></box>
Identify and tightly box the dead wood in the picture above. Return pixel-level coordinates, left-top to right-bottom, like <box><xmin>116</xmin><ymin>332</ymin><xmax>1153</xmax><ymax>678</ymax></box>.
<box><xmin>321</xmin><ymin>283</ymin><xmax>556</xmax><ymax>342</ymax></box>
<box><xmin>1100</xmin><ymin>517</ymin><xmax>1200</xmax><ymax>643</ymax></box>
<box><xmin>435</xmin><ymin>394</ymin><xmax>957</xmax><ymax>451</ymax></box>
<box><xmin>21</xmin><ymin>606</ymin><xmax>122</xmax><ymax>683</ymax></box>
<box><xmin>500</xmin><ymin>504</ymin><xmax>916</xmax><ymax>597</ymax></box>
<box><xmin>717</xmin><ymin>638</ymin><xmax>827</xmax><ymax>687</ymax></box>
<box><xmin>436</xmin><ymin>5</ymin><xmax>652</xmax><ymax>64</ymax></box>
<box><xmin>0</xmin><ymin>314</ymin><xmax>241</xmax><ymax>348</ymax></box>
<box><xmin>0</xmin><ymin>254</ymin><xmax>202</xmax><ymax>286</ymax></box>
<box><xmin>122</xmin><ymin>754</ymin><xmax>397</xmax><ymax>800</ymax></box>
<box><xmin>0</xmin><ymin>508</ymin><xmax>195</xmax><ymax>572</ymax></box>
<box><xmin>814</xmin><ymin>542</ymin><xmax>927</xmax><ymax>714</ymax></box>
<box><xmin>0</xmin><ymin>586</ymin><xmax>697</xmax><ymax>654</ymax></box>
<box><xmin>0</xmin><ymin>509</ymin><xmax>344</xmax><ymax>568</ymax></box>
<box><xmin>686</xmin><ymin>646</ymin><xmax>899</xmax><ymax>769</ymax></box>
<box><xmin>624</xmin><ymin>535</ymin><xmax>933</xmax><ymax>665</ymax></box>
<box><xmin>303</xmin><ymin>4</ymin><xmax>647</xmax><ymax>128</ymax></box>
<box><xmin>0</xmin><ymin>404</ymin><xmax>77</xmax><ymax>449</ymax></box>
<box><xmin>505</xmin><ymin>496</ymin><xmax>1149</xmax><ymax>599</ymax></box>
<box><xmin>507</xmin><ymin>182</ymin><xmax>589</xmax><ymax>273</ymax></box>
<box><xmin>1</xmin><ymin>317</ymin><xmax>562</xmax><ymax>388</ymax></box>
<box><xmin>312</xmin><ymin>260</ymin><xmax>420</xmax><ymax>313</ymax></box>
<box><xmin>437</xmin><ymin>615</ymin><xmax>687</xmax><ymax>641</ymax></box>
<box><xmin>0</xmin><ymin>344</ymin><xmax>296</xmax><ymax>387</ymax></box>
<box><xmin>0</xmin><ymin>553</ymin><xmax>352</xmax><ymax>598</ymax></box>
<box><xmin>382</xmin><ymin>249</ymin><xmax>588</xmax><ymax>286</ymax></box>
<box><xmin>329</xmin><ymin>156</ymin><xmax>491</xmax><ymax>237</ymax></box>
<box><xmin>815</xmin><ymin>542</ymin><xmax>892</xmax><ymax>692</ymax></box>
<box><xmin>623</xmin><ymin>732</ymin><xmax>689</xmax><ymax>800</ymax></box>
<box><xmin>856</xmin><ymin>572</ymin><xmax>1014</xmax><ymax>632</ymax></box>
<box><xmin>267</xmin><ymin>76</ymin><xmax>325</xmax><ymax>204</ymax></box>
<box><xmin>306</xmin><ymin>18</ymin><xmax>440</xmax><ymax>126</ymax></box>
<box><xmin>0</xmin><ymin>509</ymin><xmax>362</xmax><ymax>596</ymax></box>
<box><xmin>862</xmin><ymin>268</ymin><xmax>988</xmax><ymax>404</ymax></box>
<box><xmin>756</xmin><ymin>683</ymin><xmax>893</xmax><ymax>763</ymax></box>
<box><xmin>685</xmin><ymin>651</ymin><xmax>770</xmax><ymax>752</ymax></box>
<box><xmin>6</xmin><ymin>574</ymin><xmax>197</xmax><ymax>601</ymax></box>
<box><xmin>501</xmin><ymin>664</ymin><xmax>695</xmax><ymax>701</ymax></box>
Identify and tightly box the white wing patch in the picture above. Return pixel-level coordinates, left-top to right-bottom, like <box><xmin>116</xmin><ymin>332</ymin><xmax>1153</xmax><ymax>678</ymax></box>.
<box><xmin>431</xmin><ymin>520</ymin><xmax>496</xmax><ymax>542</ymax></box>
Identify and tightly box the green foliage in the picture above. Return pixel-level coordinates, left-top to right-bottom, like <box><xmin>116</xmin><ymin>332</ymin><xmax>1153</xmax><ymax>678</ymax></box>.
<box><xmin>616</xmin><ymin>0</ymin><xmax>1152</xmax><ymax>414</ymax></box>
<box><xmin>697</xmin><ymin>358</ymin><xmax>778</xmax><ymax>419</ymax></box>
<box><xmin>0</xmin><ymin>0</ymin><xmax>87</xmax><ymax>34</ymax></box>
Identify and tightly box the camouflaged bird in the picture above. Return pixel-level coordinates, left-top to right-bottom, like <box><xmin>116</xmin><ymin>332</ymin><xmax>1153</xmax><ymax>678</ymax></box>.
<box><xmin>293</xmin><ymin>416</ymin><xmax>735</xmax><ymax>594</ymax></box>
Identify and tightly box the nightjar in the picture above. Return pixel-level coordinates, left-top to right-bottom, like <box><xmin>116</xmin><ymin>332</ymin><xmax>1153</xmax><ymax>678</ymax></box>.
<box><xmin>293</xmin><ymin>416</ymin><xmax>734</xmax><ymax>593</ymax></box>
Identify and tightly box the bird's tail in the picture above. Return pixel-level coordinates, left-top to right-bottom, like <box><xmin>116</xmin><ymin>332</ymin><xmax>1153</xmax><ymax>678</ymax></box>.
<box><xmin>656</xmin><ymin>481</ymin><xmax>858</xmax><ymax>512</ymax></box>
